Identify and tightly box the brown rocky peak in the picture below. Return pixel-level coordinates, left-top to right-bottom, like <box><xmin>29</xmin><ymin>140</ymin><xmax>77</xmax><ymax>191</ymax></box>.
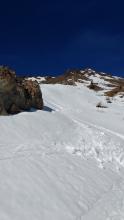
<box><xmin>0</xmin><ymin>66</ymin><xmax>16</xmax><ymax>79</ymax></box>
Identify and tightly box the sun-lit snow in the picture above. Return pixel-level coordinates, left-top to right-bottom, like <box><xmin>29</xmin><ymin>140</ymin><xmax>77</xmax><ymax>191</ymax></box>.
<box><xmin>0</xmin><ymin>82</ymin><xmax>124</xmax><ymax>220</ymax></box>
<box><xmin>27</xmin><ymin>76</ymin><xmax>46</xmax><ymax>83</ymax></box>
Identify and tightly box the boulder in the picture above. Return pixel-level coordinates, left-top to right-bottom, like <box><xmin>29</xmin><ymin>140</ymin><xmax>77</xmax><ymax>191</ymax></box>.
<box><xmin>22</xmin><ymin>80</ymin><xmax>43</xmax><ymax>109</ymax></box>
<box><xmin>0</xmin><ymin>66</ymin><xmax>43</xmax><ymax>115</ymax></box>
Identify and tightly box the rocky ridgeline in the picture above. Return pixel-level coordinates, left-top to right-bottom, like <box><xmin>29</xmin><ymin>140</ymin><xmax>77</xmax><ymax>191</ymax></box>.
<box><xmin>38</xmin><ymin>68</ymin><xmax>107</xmax><ymax>85</ymax></box>
<box><xmin>0</xmin><ymin>66</ymin><xmax>43</xmax><ymax>115</ymax></box>
<box><xmin>36</xmin><ymin>68</ymin><xmax>124</xmax><ymax>97</ymax></box>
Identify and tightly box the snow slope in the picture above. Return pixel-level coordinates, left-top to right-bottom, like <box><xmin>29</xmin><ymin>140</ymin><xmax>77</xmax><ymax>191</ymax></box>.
<box><xmin>0</xmin><ymin>83</ymin><xmax>124</xmax><ymax>220</ymax></box>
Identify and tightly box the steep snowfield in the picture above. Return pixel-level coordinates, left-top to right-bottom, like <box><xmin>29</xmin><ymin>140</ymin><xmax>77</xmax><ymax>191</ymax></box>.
<box><xmin>0</xmin><ymin>83</ymin><xmax>124</xmax><ymax>220</ymax></box>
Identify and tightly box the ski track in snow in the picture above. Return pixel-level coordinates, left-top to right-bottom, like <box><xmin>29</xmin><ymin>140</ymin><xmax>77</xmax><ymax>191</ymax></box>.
<box><xmin>44</xmin><ymin>92</ymin><xmax>124</xmax><ymax>170</ymax></box>
<box><xmin>69</xmin><ymin>118</ymin><xmax>124</xmax><ymax>169</ymax></box>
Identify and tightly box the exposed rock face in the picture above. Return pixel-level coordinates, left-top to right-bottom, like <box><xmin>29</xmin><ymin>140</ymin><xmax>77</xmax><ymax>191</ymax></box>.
<box><xmin>88</xmin><ymin>80</ymin><xmax>103</xmax><ymax>91</ymax></box>
<box><xmin>22</xmin><ymin>80</ymin><xmax>43</xmax><ymax>109</ymax></box>
<box><xmin>0</xmin><ymin>66</ymin><xmax>43</xmax><ymax>115</ymax></box>
<box><xmin>42</xmin><ymin>69</ymin><xmax>87</xmax><ymax>85</ymax></box>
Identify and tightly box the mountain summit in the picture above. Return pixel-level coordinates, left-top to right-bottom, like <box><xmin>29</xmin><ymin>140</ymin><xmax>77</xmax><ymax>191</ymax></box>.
<box><xmin>28</xmin><ymin>67</ymin><xmax>124</xmax><ymax>98</ymax></box>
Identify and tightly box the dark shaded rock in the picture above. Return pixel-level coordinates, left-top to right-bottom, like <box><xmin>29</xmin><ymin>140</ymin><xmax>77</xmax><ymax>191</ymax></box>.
<box><xmin>0</xmin><ymin>99</ymin><xmax>8</xmax><ymax>115</ymax></box>
<box><xmin>0</xmin><ymin>66</ymin><xmax>43</xmax><ymax>115</ymax></box>
<box><xmin>88</xmin><ymin>80</ymin><xmax>103</xmax><ymax>92</ymax></box>
<box><xmin>23</xmin><ymin>80</ymin><xmax>43</xmax><ymax>109</ymax></box>
<box><xmin>9</xmin><ymin>103</ymin><xmax>22</xmax><ymax>114</ymax></box>
<box><xmin>96</xmin><ymin>102</ymin><xmax>107</xmax><ymax>108</ymax></box>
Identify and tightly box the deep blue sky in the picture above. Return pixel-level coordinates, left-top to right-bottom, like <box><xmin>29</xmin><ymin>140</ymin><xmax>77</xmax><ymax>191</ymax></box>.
<box><xmin>0</xmin><ymin>0</ymin><xmax>124</xmax><ymax>76</ymax></box>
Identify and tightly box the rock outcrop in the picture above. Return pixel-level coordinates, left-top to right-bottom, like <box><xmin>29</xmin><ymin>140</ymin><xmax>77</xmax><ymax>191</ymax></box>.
<box><xmin>0</xmin><ymin>66</ymin><xmax>43</xmax><ymax>115</ymax></box>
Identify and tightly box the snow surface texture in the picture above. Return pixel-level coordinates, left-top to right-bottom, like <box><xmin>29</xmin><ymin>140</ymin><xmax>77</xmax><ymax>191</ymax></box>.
<box><xmin>0</xmin><ymin>83</ymin><xmax>124</xmax><ymax>219</ymax></box>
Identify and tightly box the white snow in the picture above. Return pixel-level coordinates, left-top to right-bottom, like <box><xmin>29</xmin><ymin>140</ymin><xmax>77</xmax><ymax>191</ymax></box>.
<box><xmin>0</xmin><ymin>83</ymin><xmax>124</xmax><ymax>220</ymax></box>
<box><xmin>27</xmin><ymin>76</ymin><xmax>46</xmax><ymax>83</ymax></box>
<box><xmin>88</xmin><ymin>73</ymin><xmax>113</xmax><ymax>90</ymax></box>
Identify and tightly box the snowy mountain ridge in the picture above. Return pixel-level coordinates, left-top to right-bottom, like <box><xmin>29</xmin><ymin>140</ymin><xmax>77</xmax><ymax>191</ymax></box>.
<box><xmin>27</xmin><ymin>67</ymin><xmax>124</xmax><ymax>98</ymax></box>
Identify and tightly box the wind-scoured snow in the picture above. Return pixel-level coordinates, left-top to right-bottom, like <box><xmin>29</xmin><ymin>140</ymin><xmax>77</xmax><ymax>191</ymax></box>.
<box><xmin>0</xmin><ymin>83</ymin><xmax>124</xmax><ymax>220</ymax></box>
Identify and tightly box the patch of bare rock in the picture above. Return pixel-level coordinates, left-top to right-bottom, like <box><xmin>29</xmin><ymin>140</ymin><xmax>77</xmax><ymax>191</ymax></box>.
<box><xmin>0</xmin><ymin>66</ymin><xmax>43</xmax><ymax>115</ymax></box>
